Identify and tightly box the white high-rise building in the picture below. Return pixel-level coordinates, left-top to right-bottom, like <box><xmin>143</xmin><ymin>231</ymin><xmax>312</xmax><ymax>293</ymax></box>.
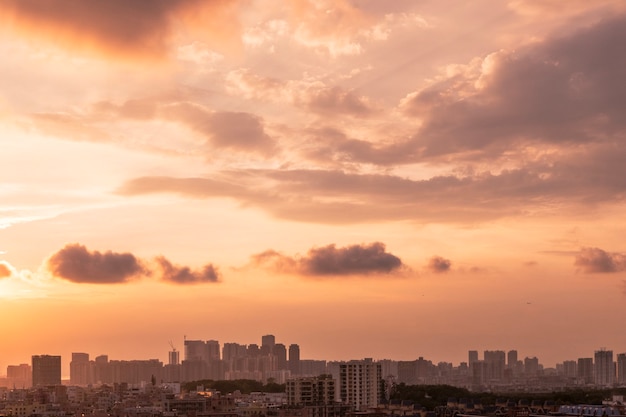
<box><xmin>339</xmin><ymin>359</ymin><xmax>382</xmax><ymax>411</ymax></box>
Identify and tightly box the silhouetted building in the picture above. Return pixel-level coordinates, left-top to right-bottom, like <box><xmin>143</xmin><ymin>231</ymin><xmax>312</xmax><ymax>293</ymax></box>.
<box><xmin>70</xmin><ymin>352</ymin><xmax>92</xmax><ymax>386</ymax></box>
<box><xmin>578</xmin><ymin>357</ymin><xmax>594</xmax><ymax>384</ymax></box>
<box><xmin>32</xmin><ymin>355</ymin><xmax>61</xmax><ymax>386</ymax></box>
<box><xmin>594</xmin><ymin>349</ymin><xmax>615</xmax><ymax>386</ymax></box>
<box><xmin>289</xmin><ymin>344</ymin><xmax>301</xmax><ymax>376</ymax></box>
<box><xmin>7</xmin><ymin>363</ymin><xmax>32</xmax><ymax>388</ymax></box>
<box><xmin>617</xmin><ymin>353</ymin><xmax>626</xmax><ymax>384</ymax></box>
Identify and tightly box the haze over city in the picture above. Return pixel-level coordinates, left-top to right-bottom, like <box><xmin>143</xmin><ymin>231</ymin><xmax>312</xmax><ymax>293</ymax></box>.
<box><xmin>1</xmin><ymin>0</ymin><xmax>626</xmax><ymax>375</ymax></box>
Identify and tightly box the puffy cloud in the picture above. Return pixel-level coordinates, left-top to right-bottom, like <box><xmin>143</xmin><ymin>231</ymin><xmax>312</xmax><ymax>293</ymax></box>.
<box><xmin>574</xmin><ymin>247</ymin><xmax>626</xmax><ymax>273</ymax></box>
<box><xmin>252</xmin><ymin>242</ymin><xmax>404</xmax><ymax>277</ymax></box>
<box><xmin>155</xmin><ymin>256</ymin><xmax>220</xmax><ymax>284</ymax></box>
<box><xmin>46</xmin><ymin>244</ymin><xmax>221</xmax><ymax>284</ymax></box>
<box><xmin>47</xmin><ymin>244</ymin><xmax>145</xmax><ymax>284</ymax></box>
<box><xmin>0</xmin><ymin>0</ymin><xmax>242</xmax><ymax>59</ymax></box>
<box><xmin>427</xmin><ymin>256</ymin><xmax>452</xmax><ymax>273</ymax></box>
<box><xmin>0</xmin><ymin>261</ymin><xmax>13</xmax><ymax>278</ymax></box>
<box><xmin>400</xmin><ymin>14</ymin><xmax>626</xmax><ymax>161</ymax></box>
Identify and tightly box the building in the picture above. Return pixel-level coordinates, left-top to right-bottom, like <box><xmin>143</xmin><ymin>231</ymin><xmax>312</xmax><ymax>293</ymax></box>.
<box><xmin>339</xmin><ymin>359</ymin><xmax>382</xmax><ymax>411</ymax></box>
<box><xmin>617</xmin><ymin>353</ymin><xmax>626</xmax><ymax>384</ymax></box>
<box><xmin>70</xmin><ymin>353</ymin><xmax>92</xmax><ymax>386</ymax></box>
<box><xmin>287</xmin><ymin>375</ymin><xmax>336</xmax><ymax>417</ymax></box>
<box><xmin>578</xmin><ymin>357</ymin><xmax>594</xmax><ymax>384</ymax></box>
<box><xmin>289</xmin><ymin>344</ymin><xmax>301</xmax><ymax>376</ymax></box>
<box><xmin>594</xmin><ymin>349</ymin><xmax>615</xmax><ymax>387</ymax></box>
<box><xmin>32</xmin><ymin>355</ymin><xmax>61</xmax><ymax>386</ymax></box>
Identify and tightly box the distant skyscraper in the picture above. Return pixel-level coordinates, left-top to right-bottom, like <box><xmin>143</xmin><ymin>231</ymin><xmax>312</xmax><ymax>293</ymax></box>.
<box><xmin>261</xmin><ymin>335</ymin><xmax>275</xmax><ymax>356</ymax></box>
<box><xmin>578</xmin><ymin>357</ymin><xmax>594</xmax><ymax>384</ymax></box>
<box><xmin>468</xmin><ymin>350</ymin><xmax>479</xmax><ymax>365</ymax></box>
<box><xmin>289</xmin><ymin>344</ymin><xmax>301</xmax><ymax>375</ymax></box>
<box><xmin>32</xmin><ymin>355</ymin><xmax>61</xmax><ymax>386</ymax></box>
<box><xmin>6</xmin><ymin>364</ymin><xmax>31</xmax><ymax>388</ymax></box>
<box><xmin>524</xmin><ymin>357</ymin><xmax>539</xmax><ymax>376</ymax></box>
<box><xmin>274</xmin><ymin>343</ymin><xmax>287</xmax><ymax>370</ymax></box>
<box><xmin>169</xmin><ymin>349</ymin><xmax>180</xmax><ymax>365</ymax></box>
<box><xmin>594</xmin><ymin>349</ymin><xmax>615</xmax><ymax>386</ymax></box>
<box><xmin>262</xmin><ymin>334</ymin><xmax>276</xmax><ymax>347</ymax></box>
<box><xmin>484</xmin><ymin>350</ymin><xmax>505</xmax><ymax>381</ymax></box>
<box><xmin>70</xmin><ymin>352</ymin><xmax>92</xmax><ymax>386</ymax></box>
<box><xmin>206</xmin><ymin>340</ymin><xmax>221</xmax><ymax>361</ymax></box>
<box><xmin>184</xmin><ymin>340</ymin><xmax>207</xmax><ymax>362</ymax></box>
<box><xmin>562</xmin><ymin>360</ymin><xmax>577</xmax><ymax>378</ymax></box>
<box><xmin>617</xmin><ymin>353</ymin><xmax>626</xmax><ymax>384</ymax></box>
<box><xmin>507</xmin><ymin>350</ymin><xmax>518</xmax><ymax>368</ymax></box>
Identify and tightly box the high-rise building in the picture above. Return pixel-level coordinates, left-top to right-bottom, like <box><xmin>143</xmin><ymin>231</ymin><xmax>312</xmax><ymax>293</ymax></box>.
<box><xmin>32</xmin><ymin>355</ymin><xmax>61</xmax><ymax>386</ymax></box>
<box><xmin>274</xmin><ymin>343</ymin><xmax>287</xmax><ymax>370</ymax></box>
<box><xmin>562</xmin><ymin>360</ymin><xmax>577</xmax><ymax>378</ymax></box>
<box><xmin>169</xmin><ymin>349</ymin><xmax>180</xmax><ymax>365</ymax></box>
<box><xmin>70</xmin><ymin>353</ymin><xmax>92</xmax><ymax>386</ymax></box>
<box><xmin>524</xmin><ymin>357</ymin><xmax>539</xmax><ymax>377</ymax></box>
<box><xmin>339</xmin><ymin>359</ymin><xmax>382</xmax><ymax>411</ymax></box>
<box><xmin>507</xmin><ymin>350</ymin><xmax>518</xmax><ymax>368</ymax></box>
<box><xmin>468</xmin><ymin>351</ymin><xmax>479</xmax><ymax>365</ymax></box>
<box><xmin>206</xmin><ymin>340</ymin><xmax>221</xmax><ymax>361</ymax></box>
<box><xmin>289</xmin><ymin>344</ymin><xmax>301</xmax><ymax>376</ymax></box>
<box><xmin>262</xmin><ymin>334</ymin><xmax>276</xmax><ymax>348</ymax></box>
<box><xmin>577</xmin><ymin>357</ymin><xmax>594</xmax><ymax>384</ymax></box>
<box><xmin>484</xmin><ymin>350</ymin><xmax>505</xmax><ymax>381</ymax></box>
<box><xmin>594</xmin><ymin>349</ymin><xmax>615</xmax><ymax>386</ymax></box>
<box><xmin>617</xmin><ymin>353</ymin><xmax>626</xmax><ymax>384</ymax></box>
<box><xmin>6</xmin><ymin>364</ymin><xmax>32</xmax><ymax>388</ymax></box>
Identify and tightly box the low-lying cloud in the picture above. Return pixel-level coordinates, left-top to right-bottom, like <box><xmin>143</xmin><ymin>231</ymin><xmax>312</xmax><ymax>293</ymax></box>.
<box><xmin>156</xmin><ymin>256</ymin><xmax>220</xmax><ymax>284</ymax></box>
<box><xmin>47</xmin><ymin>244</ymin><xmax>146</xmax><ymax>284</ymax></box>
<box><xmin>252</xmin><ymin>242</ymin><xmax>404</xmax><ymax>277</ymax></box>
<box><xmin>427</xmin><ymin>256</ymin><xmax>452</xmax><ymax>273</ymax></box>
<box><xmin>46</xmin><ymin>244</ymin><xmax>221</xmax><ymax>285</ymax></box>
<box><xmin>574</xmin><ymin>247</ymin><xmax>626</xmax><ymax>273</ymax></box>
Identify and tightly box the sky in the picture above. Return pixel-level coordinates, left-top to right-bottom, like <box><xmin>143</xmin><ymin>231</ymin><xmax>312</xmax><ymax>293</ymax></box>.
<box><xmin>1</xmin><ymin>0</ymin><xmax>626</xmax><ymax>376</ymax></box>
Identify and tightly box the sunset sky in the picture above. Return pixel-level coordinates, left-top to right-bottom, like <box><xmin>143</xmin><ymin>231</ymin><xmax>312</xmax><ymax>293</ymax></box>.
<box><xmin>2</xmin><ymin>0</ymin><xmax>626</xmax><ymax>376</ymax></box>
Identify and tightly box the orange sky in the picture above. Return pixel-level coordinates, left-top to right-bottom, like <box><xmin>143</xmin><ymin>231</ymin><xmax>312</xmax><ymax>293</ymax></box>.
<box><xmin>2</xmin><ymin>0</ymin><xmax>626</xmax><ymax>375</ymax></box>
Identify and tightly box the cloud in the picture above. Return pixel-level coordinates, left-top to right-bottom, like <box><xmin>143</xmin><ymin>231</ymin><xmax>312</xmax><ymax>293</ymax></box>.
<box><xmin>0</xmin><ymin>0</ymin><xmax>242</xmax><ymax>59</ymax></box>
<box><xmin>427</xmin><ymin>256</ymin><xmax>452</xmax><ymax>273</ymax></box>
<box><xmin>46</xmin><ymin>244</ymin><xmax>222</xmax><ymax>285</ymax></box>
<box><xmin>47</xmin><ymin>244</ymin><xmax>146</xmax><ymax>284</ymax></box>
<box><xmin>252</xmin><ymin>242</ymin><xmax>404</xmax><ymax>277</ymax></box>
<box><xmin>574</xmin><ymin>247</ymin><xmax>626</xmax><ymax>273</ymax></box>
<box><xmin>0</xmin><ymin>261</ymin><xmax>13</xmax><ymax>279</ymax></box>
<box><xmin>164</xmin><ymin>103</ymin><xmax>277</xmax><ymax>155</ymax></box>
<box><xmin>226</xmin><ymin>69</ymin><xmax>377</xmax><ymax>117</ymax></box>
<box><xmin>155</xmin><ymin>256</ymin><xmax>220</xmax><ymax>284</ymax></box>
<box><xmin>403</xmin><ymin>14</ymin><xmax>626</xmax><ymax>160</ymax></box>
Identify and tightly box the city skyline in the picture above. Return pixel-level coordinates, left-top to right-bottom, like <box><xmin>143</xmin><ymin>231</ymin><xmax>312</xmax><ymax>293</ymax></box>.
<box><xmin>2</xmin><ymin>0</ymin><xmax>626</xmax><ymax>375</ymax></box>
<box><xmin>3</xmin><ymin>334</ymin><xmax>626</xmax><ymax>380</ymax></box>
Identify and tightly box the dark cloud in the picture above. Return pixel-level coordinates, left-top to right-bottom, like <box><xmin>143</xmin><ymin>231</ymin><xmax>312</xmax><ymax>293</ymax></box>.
<box><xmin>252</xmin><ymin>242</ymin><xmax>404</xmax><ymax>277</ymax></box>
<box><xmin>47</xmin><ymin>244</ymin><xmax>146</xmax><ymax>284</ymax></box>
<box><xmin>0</xmin><ymin>262</ymin><xmax>12</xmax><ymax>279</ymax></box>
<box><xmin>0</xmin><ymin>0</ymin><xmax>241</xmax><ymax>59</ymax></box>
<box><xmin>155</xmin><ymin>256</ymin><xmax>220</xmax><ymax>284</ymax></box>
<box><xmin>574</xmin><ymin>247</ymin><xmax>626</xmax><ymax>273</ymax></box>
<box><xmin>400</xmin><ymin>14</ymin><xmax>626</xmax><ymax>161</ymax></box>
<box><xmin>427</xmin><ymin>256</ymin><xmax>451</xmax><ymax>273</ymax></box>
